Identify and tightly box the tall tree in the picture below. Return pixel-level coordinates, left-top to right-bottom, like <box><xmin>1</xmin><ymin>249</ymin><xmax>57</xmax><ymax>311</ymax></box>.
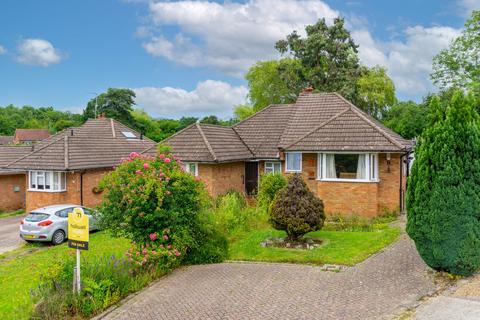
<box><xmin>406</xmin><ymin>91</ymin><xmax>480</xmax><ymax>276</ymax></box>
<box><xmin>431</xmin><ymin>10</ymin><xmax>480</xmax><ymax>90</ymax></box>
<box><xmin>275</xmin><ymin>17</ymin><xmax>361</xmax><ymax>101</ymax></box>
<box><xmin>356</xmin><ymin>66</ymin><xmax>396</xmax><ymax>118</ymax></box>
<box><xmin>383</xmin><ymin>101</ymin><xmax>428</xmax><ymax>139</ymax></box>
<box><xmin>83</xmin><ymin>88</ymin><xmax>136</xmax><ymax>127</ymax></box>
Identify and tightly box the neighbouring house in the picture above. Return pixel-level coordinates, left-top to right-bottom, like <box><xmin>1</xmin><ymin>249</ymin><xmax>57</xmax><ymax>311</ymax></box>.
<box><xmin>150</xmin><ymin>92</ymin><xmax>413</xmax><ymax>217</ymax></box>
<box><xmin>0</xmin><ymin>146</ymin><xmax>32</xmax><ymax>211</ymax></box>
<box><xmin>0</xmin><ymin>136</ymin><xmax>14</xmax><ymax>145</ymax></box>
<box><xmin>13</xmin><ymin>129</ymin><xmax>50</xmax><ymax>145</ymax></box>
<box><xmin>6</xmin><ymin>117</ymin><xmax>156</xmax><ymax>212</ymax></box>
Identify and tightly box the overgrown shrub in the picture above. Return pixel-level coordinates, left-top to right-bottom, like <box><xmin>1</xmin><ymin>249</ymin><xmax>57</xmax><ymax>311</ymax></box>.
<box><xmin>257</xmin><ymin>173</ymin><xmax>287</xmax><ymax>209</ymax></box>
<box><xmin>407</xmin><ymin>91</ymin><xmax>480</xmax><ymax>276</ymax></box>
<box><xmin>269</xmin><ymin>174</ymin><xmax>325</xmax><ymax>241</ymax></box>
<box><xmin>98</xmin><ymin>150</ymin><xmax>227</xmax><ymax>264</ymax></box>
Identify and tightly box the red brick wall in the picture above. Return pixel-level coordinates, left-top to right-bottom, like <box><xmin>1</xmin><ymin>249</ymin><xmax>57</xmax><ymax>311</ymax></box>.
<box><xmin>25</xmin><ymin>169</ymin><xmax>112</xmax><ymax>212</ymax></box>
<box><xmin>198</xmin><ymin>162</ymin><xmax>245</xmax><ymax>197</ymax></box>
<box><xmin>0</xmin><ymin>173</ymin><xmax>26</xmax><ymax>211</ymax></box>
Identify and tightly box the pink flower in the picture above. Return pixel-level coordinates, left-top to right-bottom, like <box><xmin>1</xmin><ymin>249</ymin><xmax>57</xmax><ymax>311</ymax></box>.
<box><xmin>164</xmin><ymin>158</ymin><xmax>171</xmax><ymax>163</ymax></box>
<box><xmin>168</xmin><ymin>251</ymin><xmax>173</xmax><ymax>256</ymax></box>
<box><xmin>159</xmin><ymin>154</ymin><xmax>165</xmax><ymax>160</ymax></box>
<box><xmin>142</xmin><ymin>249</ymin><xmax>147</xmax><ymax>254</ymax></box>
<box><xmin>163</xmin><ymin>235</ymin><xmax>169</xmax><ymax>240</ymax></box>
<box><xmin>167</xmin><ymin>244</ymin><xmax>172</xmax><ymax>249</ymax></box>
<box><xmin>149</xmin><ymin>233</ymin><xmax>157</xmax><ymax>241</ymax></box>
<box><xmin>160</xmin><ymin>244</ymin><xmax>164</xmax><ymax>249</ymax></box>
<box><xmin>135</xmin><ymin>170</ymin><xmax>142</xmax><ymax>175</ymax></box>
<box><xmin>143</xmin><ymin>162</ymin><xmax>150</xmax><ymax>170</ymax></box>
<box><xmin>130</xmin><ymin>152</ymin><xmax>140</xmax><ymax>159</ymax></box>
<box><xmin>174</xmin><ymin>249</ymin><xmax>181</xmax><ymax>257</ymax></box>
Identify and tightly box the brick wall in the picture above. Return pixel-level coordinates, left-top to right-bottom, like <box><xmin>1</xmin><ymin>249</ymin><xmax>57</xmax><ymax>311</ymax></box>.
<box><xmin>25</xmin><ymin>168</ymin><xmax>112</xmax><ymax>212</ymax></box>
<box><xmin>0</xmin><ymin>173</ymin><xmax>26</xmax><ymax>211</ymax></box>
<box><xmin>377</xmin><ymin>153</ymin><xmax>402</xmax><ymax>213</ymax></box>
<box><xmin>199</xmin><ymin>162</ymin><xmax>245</xmax><ymax>197</ymax></box>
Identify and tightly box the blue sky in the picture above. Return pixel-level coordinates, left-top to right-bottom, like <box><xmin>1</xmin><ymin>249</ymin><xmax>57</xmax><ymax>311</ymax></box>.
<box><xmin>0</xmin><ymin>0</ymin><xmax>478</xmax><ymax>119</ymax></box>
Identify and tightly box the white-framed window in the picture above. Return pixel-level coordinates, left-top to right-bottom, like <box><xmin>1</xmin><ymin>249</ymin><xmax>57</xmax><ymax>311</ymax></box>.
<box><xmin>265</xmin><ymin>162</ymin><xmax>282</xmax><ymax>174</ymax></box>
<box><xmin>285</xmin><ymin>152</ymin><xmax>302</xmax><ymax>172</ymax></box>
<box><xmin>29</xmin><ymin>171</ymin><xmax>67</xmax><ymax>192</ymax></box>
<box><xmin>317</xmin><ymin>153</ymin><xmax>378</xmax><ymax>182</ymax></box>
<box><xmin>184</xmin><ymin>162</ymin><xmax>198</xmax><ymax>176</ymax></box>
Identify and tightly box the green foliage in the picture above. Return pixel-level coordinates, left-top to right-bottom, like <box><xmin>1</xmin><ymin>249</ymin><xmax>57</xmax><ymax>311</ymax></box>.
<box><xmin>98</xmin><ymin>150</ymin><xmax>227</xmax><ymax>264</ymax></box>
<box><xmin>432</xmin><ymin>10</ymin><xmax>480</xmax><ymax>90</ymax></box>
<box><xmin>257</xmin><ymin>173</ymin><xmax>287</xmax><ymax>209</ymax></box>
<box><xmin>233</xmin><ymin>104</ymin><xmax>256</xmax><ymax>121</ymax></box>
<box><xmin>83</xmin><ymin>88</ymin><xmax>137</xmax><ymax>127</ymax></box>
<box><xmin>270</xmin><ymin>174</ymin><xmax>325</xmax><ymax>241</ymax></box>
<box><xmin>0</xmin><ymin>105</ymin><xmax>82</xmax><ymax>135</ymax></box>
<box><xmin>356</xmin><ymin>66</ymin><xmax>396</xmax><ymax>118</ymax></box>
<box><xmin>131</xmin><ymin>109</ymin><xmax>164</xmax><ymax>141</ymax></box>
<box><xmin>383</xmin><ymin>101</ymin><xmax>429</xmax><ymax>139</ymax></box>
<box><xmin>276</xmin><ymin>17</ymin><xmax>360</xmax><ymax>101</ymax></box>
<box><xmin>407</xmin><ymin>90</ymin><xmax>480</xmax><ymax>276</ymax></box>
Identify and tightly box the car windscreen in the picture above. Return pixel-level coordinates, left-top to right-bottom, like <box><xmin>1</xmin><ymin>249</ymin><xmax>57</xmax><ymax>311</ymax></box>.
<box><xmin>25</xmin><ymin>212</ymin><xmax>50</xmax><ymax>222</ymax></box>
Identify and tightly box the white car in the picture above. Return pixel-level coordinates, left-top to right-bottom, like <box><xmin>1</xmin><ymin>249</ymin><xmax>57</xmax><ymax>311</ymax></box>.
<box><xmin>19</xmin><ymin>204</ymin><xmax>98</xmax><ymax>245</ymax></box>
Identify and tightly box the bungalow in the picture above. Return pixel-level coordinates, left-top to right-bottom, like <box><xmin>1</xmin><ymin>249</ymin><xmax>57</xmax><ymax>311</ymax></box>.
<box><xmin>0</xmin><ymin>146</ymin><xmax>32</xmax><ymax>211</ymax></box>
<box><xmin>151</xmin><ymin>92</ymin><xmax>413</xmax><ymax>217</ymax></box>
<box><xmin>6</xmin><ymin>116</ymin><xmax>156</xmax><ymax>212</ymax></box>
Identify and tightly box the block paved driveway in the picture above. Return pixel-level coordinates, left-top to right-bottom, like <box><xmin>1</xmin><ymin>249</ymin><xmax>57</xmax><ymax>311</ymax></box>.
<box><xmin>101</xmin><ymin>233</ymin><xmax>437</xmax><ymax>320</ymax></box>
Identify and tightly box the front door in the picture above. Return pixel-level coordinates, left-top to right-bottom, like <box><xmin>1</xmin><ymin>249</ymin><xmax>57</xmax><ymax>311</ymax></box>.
<box><xmin>245</xmin><ymin>162</ymin><xmax>259</xmax><ymax>195</ymax></box>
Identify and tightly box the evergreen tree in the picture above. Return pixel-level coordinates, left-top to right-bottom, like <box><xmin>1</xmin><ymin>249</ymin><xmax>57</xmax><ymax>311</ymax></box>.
<box><xmin>406</xmin><ymin>91</ymin><xmax>480</xmax><ymax>276</ymax></box>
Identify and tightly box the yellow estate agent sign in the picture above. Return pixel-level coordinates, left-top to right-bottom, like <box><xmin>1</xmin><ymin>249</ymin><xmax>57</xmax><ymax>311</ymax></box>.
<box><xmin>68</xmin><ymin>207</ymin><xmax>89</xmax><ymax>250</ymax></box>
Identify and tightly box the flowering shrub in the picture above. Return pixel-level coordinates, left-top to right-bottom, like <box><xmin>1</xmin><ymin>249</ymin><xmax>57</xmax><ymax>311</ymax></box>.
<box><xmin>98</xmin><ymin>148</ymin><xmax>227</xmax><ymax>264</ymax></box>
<box><xmin>98</xmin><ymin>151</ymin><xmax>206</xmax><ymax>243</ymax></box>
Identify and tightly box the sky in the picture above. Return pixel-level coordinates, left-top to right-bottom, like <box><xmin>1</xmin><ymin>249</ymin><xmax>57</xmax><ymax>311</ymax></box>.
<box><xmin>0</xmin><ymin>0</ymin><xmax>478</xmax><ymax>119</ymax></box>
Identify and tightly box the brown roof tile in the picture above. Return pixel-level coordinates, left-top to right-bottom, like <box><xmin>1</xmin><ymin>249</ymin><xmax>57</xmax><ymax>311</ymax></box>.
<box><xmin>0</xmin><ymin>136</ymin><xmax>14</xmax><ymax>145</ymax></box>
<box><xmin>7</xmin><ymin>118</ymin><xmax>156</xmax><ymax>171</ymax></box>
<box><xmin>14</xmin><ymin>129</ymin><xmax>50</xmax><ymax>142</ymax></box>
<box><xmin>148</xmin><ymin>92</ymin><xmax>413</xmax><ymax>162</ymax></box>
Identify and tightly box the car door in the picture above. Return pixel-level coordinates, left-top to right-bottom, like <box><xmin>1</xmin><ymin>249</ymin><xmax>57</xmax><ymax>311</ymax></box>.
<box><xmin>55</xmin><ymin>207</ymin><xmax>73</xmax><ymax>237</ymax></box>
<box><xmin>83</xmin><ymin>208</ymin><xmax>97</xmax><ymax>231</ymax></box>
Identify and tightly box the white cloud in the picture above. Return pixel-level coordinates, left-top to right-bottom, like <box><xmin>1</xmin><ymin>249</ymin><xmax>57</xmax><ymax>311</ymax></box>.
<box><xmin>133</xmin><ymin>80</ymin><xmax>248</xmax><ymax>118</ymax></box>
<box><xmin>0</xmin><ymin>45</ymin><xmax>6</xmax><ymax>55</ymax></box>
<box><xmin>459</xmin><ymin>0</ymin><xmax>480</xmax><ymax>16</ymax></box>
<box><xmin>142</xmin><ymin>0</ymin><xmax>339</xmax><ymax>75</ymax></box>
<box><xmin>16</xmin><ymin>38</ymin><xmax>63</xmax><ymax>66</ymax></box>
<box><xmin>353</xmin><ymin>26</ymin><xmax>460</xmax><ymax>99</ymax></box>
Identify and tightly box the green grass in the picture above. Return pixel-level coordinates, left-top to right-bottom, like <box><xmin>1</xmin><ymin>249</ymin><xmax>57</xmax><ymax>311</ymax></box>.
<box><xmin>0</xmin><ymin>231</ymin><xmax>130</xmax><ymax>320</ymax></box>
<box><xmin>0</xmin><ymin>209</ymin><xmax>25</xmax><ymax>219</ymax></box>
<box><xmin>228</xmin><ymin>227</ymin><xmax>400</xmax><ymax>266</ymax></box>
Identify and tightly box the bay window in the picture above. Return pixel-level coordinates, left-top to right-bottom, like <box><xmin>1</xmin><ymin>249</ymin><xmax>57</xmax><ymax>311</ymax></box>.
<box><xmin>265</xmin><ymin>162</ymin><xmax>281</xmax><ymax>174</ymax></box>
<box><xmin>317</xmin><ymin>153</ymin><xmax>378</xmax><ymax>182</ymax></box>
<box><xmin>29</xmin><ymin>171</ymin><xmax>66</xmax><ymax>192</ymax></box>
<box><xmin>285</xmin><ymin>152</ymin><xmax>302</xmax><ymax>172</ymax></box>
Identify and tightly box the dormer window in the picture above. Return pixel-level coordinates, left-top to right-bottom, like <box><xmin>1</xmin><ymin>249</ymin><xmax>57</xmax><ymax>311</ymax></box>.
<box><xmin>122</xmin><ymin>131</ymin><xmax>136</xmax><ymax>139</ymax></box>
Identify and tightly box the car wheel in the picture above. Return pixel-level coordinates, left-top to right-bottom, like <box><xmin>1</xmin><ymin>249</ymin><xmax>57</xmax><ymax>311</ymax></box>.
<box><xmin>51</xmin><ymin>230</ymin><xmax>65</xmax><ymax>245</ymax></box>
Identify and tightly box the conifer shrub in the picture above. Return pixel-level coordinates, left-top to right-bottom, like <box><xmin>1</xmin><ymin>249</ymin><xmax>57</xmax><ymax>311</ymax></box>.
<box><xmin>407</xmin><ymin>91</ymin><xmax>480</xmax><ymax>276</ymax></box>
<box><xmin>269</xmin><ymin>174</ymin><xmax>325</xmax><ymax>241</ymax></box>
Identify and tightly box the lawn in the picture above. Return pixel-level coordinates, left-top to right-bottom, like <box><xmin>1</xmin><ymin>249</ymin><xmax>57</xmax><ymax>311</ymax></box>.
<box><xmin>228</xmin><ymin>226</ymin><xmax>400</xmax><ymax>266</ymax></box>
<box><xmin>0</xmin><ymin>209</ymin><xmax>25</xmax><ymax>219</ymax></box>
<box><xmin>0</xmin><ymin>232</ymin><xmax>130</xmax><ymax>320</ymax></box>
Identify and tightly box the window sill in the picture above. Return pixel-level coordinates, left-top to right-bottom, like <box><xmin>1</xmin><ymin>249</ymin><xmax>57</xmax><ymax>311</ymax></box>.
<box><xmin>317</xmin><ymin>178</ymin><xmax>379</xmax><ymax>183</ymax></box>
<box><xmin>285</xmin><ymin>170</ymin><xmax>302</xmax><ymax>173</ymax></box>
<box><xmin>28</xmin><ymin>189</ymin><xmax>67</xmax><ymax>193</ymax></box>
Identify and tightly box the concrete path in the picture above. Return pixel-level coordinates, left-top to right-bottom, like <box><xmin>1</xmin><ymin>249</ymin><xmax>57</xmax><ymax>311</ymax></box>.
<box><xmin>414</xmin><ymin>274</ymin><xmax>480</xmax><ymax>320</ymax></box>
<box><xmin>0</xmin><ymin>214</ymin><xmax>26</xmax><ymax>254</ymax></box>
<box><xmin>100</xmin><ymin>234</ymin><xmax>437</xmax><ymax>320</ymax></box>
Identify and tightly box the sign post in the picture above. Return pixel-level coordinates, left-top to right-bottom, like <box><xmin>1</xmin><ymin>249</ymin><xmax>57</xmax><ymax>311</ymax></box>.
<box><xmin>68</xmin><ymin>207</ymin><xmax>89</xmax><ymax>294</ymax></box>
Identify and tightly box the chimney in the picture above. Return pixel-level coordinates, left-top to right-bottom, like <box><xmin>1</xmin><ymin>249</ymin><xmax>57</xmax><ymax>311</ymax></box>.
<box><xmin>140</xmin><ymin>132</ymin><xmax>144</xmax><ymax>140</ymax></box>
<box><xmin>98</xmin><ymin>113</ymin><xmax>105</xmax><ymax>119</ymax></box>
<box><xmin>302</xmin><ymin>86</ymin><xmax>314</xmax><ymax>93</ymax></box>
<box><xmin>70</xmin><ymin>129</ymin><xmax>74</xmax><ymax>136</ymax></box>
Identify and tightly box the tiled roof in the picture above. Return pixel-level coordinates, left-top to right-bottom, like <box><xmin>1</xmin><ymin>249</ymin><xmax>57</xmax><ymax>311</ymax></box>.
<box><xmin>6</xmin><ymin>117</ymin><xmax>156</xmax><ymax>171</ymax></box>
<box><xmin>0</xmin><ymin>146</ymin><xmax>32</xmax><ymax>174</ymax></box>
<box><xmin>150</xmin><ymin>92</ymin><xmax>413</xmax><ymax>163</ymax></box>
<box><xmin>14</xmin><ymin>129</ymin><xmax>50</xmax><ymax>142</ymax></box>
<box><xmin>155</xmin><ymin>123</ymin><xmax>254</xmax><ymax>162</ymax></box>
<box><xmin>0</xmin><ymin>136</ymin><xmax>14</xmax><ymax>145</ymax></box>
